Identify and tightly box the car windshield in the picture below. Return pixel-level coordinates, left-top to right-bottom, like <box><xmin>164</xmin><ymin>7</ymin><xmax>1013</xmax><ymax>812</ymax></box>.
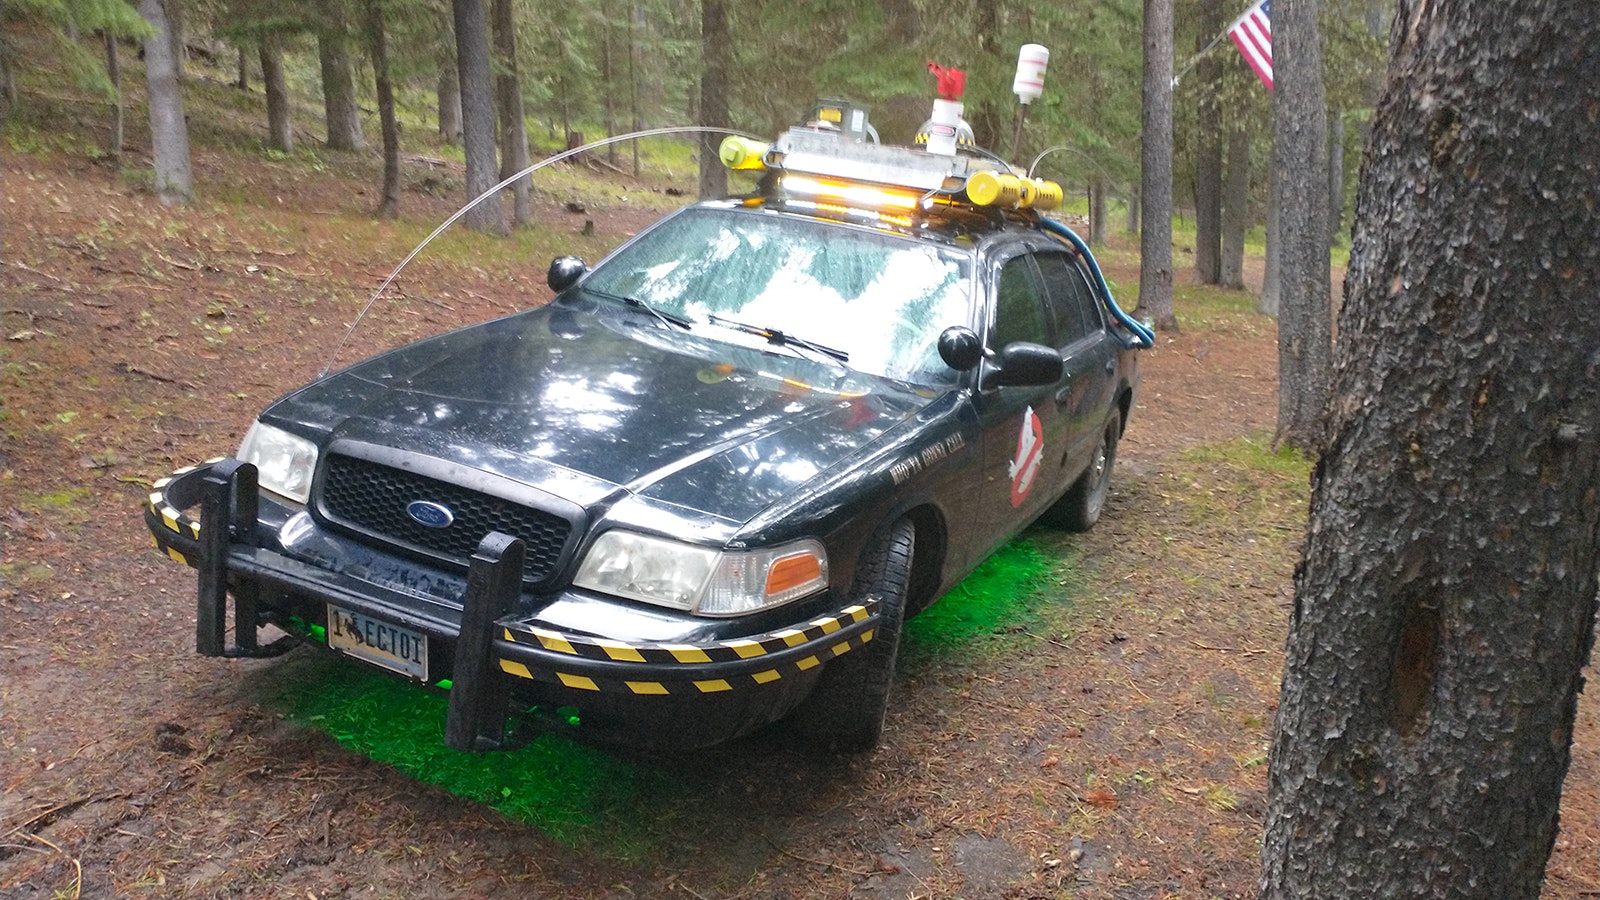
<box><xmin>581</xmin><ymin>207</ymin><xmax>973</xmax><ymax>386</ymax></box>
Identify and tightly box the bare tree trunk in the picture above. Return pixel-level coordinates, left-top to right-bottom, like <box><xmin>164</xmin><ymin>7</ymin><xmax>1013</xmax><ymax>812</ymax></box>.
<box><xmin>319</xmin><ymin>21</ymin><xmax>365</xmax><ymax>152</ymax></box>
<box><xmin>1327</xmin><ymin>109</ymin><xmax>1345</xmax><ymax>244</ymax></box>
<box><xmin>697</xmin><ymin>0</ymin><xmax>729</xmax><ymax>200</ymax></box>
<box><xmin>491</xmin><ymin>0</ymin><xmax>531</xmax><ymax>227</ymax></box>
<box><xmin>1260</xmin><ymin>158</ymin><xmax>1281</xmax><ymax>315</ymax></box>
<box><xmin>1271</xmin><ymin>0</ymin><xmax>1331</xmax><ymax>452</ymax></box>
<box><xmin>1261</xmin><ymin>1</ymin><xmax>1600</xmax><ymax>894</ymax></box>
<box><xmin>366</xmin><ymin>0</ymin><xmax>399</xmax><ymax>219</ymax></box>
<box><xmin>1089</xmin><ymin>176</ymin><xmax>1108</xmax><ymax>247</ymax></box>
<box><xmin>104</xmin><ymin>31</ymin><xmax>123</xmax><ymax>162</ymax></box>
<box><xmin>260</xmin><ymin>34</ymin><xmax>293</xmax><ymax>153</ymax></box>
<box><xmin>234</xmin><ymin>42</ymin><xmax>249</xmax><ymax>90</ymax></box>
<box><xmin>1135</xmin><ymin>0</ymin><xmax>1177</xmax><ymax>332</ymax></box>
<box><xmin>453</xmin><ymin>0</ymin><xmax>506</xmax><ymax>234</ymax></box>
<box><xmin>1220</xmin><ymin>123</ymin><xmax>1249</xmax><ymax>290</ymax></box>
<box><xmin>601</xmin><ymin>0</ymin><xmax>619</xmax><ymax>167</ymax></box>
<box><xmin>629</xmin><ymin>1</ymin><xmax>642</xmax><ymax>176</ymax></box>
<box><xmin>437</xmin><ymin>12</ymin><xmax>463</xmax><ymax>146</ymax></box>
<box><xmin>137</xmin><ymin>0</ymin><xmax>192</xmax><ymax>204</ymax></box>
<box><xmin>1124</xmin><ymin>188</ymin><xmax>1139</xmax><ymax>234</ymax></box>
<box><xmin>1192</xmin><ymin>0</ymin><xmax>1224</xmax><ymax>285</ymax></box>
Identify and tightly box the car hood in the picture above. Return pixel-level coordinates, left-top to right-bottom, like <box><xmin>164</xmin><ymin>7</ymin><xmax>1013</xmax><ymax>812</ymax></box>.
<box><xmin>271</xmin><ymin>297</ymin><xmax>937</xmax><ymax>524</ymax></box>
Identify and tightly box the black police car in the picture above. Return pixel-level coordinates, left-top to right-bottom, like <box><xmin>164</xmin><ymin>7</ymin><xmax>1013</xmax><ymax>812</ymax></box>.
<box><xmin>145</xmin><ymin>122</ymin><xmax>1146</xmax><ymax>753</ymax></box>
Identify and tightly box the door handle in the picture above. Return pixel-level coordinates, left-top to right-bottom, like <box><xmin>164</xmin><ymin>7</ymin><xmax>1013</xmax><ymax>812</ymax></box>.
<box><xmin>1104</xmin><ymin>357</ymin><xmax>1116</xmax><ymax>374</ymax></box>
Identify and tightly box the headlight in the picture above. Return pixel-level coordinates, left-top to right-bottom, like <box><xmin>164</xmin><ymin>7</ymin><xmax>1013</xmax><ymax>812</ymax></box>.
<box><xmin>237</xmin><ymin>421</ymin><xmax>318</xmax><ymax>504</ymax></box>
<box><xmin>573</xmin><ymin>532</ymin><xmax>828</xmax><ymax>616</ymax></box>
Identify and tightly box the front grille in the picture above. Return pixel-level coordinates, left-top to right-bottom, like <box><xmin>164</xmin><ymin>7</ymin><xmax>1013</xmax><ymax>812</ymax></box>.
<box><xmin>318</xmin><ymin>453</ymin><xmax>572</xmax><ymax>584</ymax></box>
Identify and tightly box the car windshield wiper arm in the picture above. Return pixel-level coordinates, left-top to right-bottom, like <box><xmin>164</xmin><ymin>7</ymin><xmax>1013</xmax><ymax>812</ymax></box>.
<box><xmin>706</xmin><ymin>314</ymin><xmax>850</xmax><ymax>364</ymax></box>
<box><xmin>589</xmin><ymin>289</ymin><xmax>694</xmax><ymax>331</ymax></box>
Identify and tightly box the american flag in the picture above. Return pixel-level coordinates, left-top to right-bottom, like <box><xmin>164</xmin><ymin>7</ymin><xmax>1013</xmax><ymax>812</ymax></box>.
<box><xmin>1228</xmin><ymin>0</ymin><xmax>1273</xmax><ymax>90</ymax></box>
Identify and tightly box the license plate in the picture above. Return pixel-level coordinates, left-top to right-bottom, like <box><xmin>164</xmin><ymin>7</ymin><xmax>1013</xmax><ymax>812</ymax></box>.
<box><xmin>326</xmin><ymin>605</ymin><xmax>429</xmax><ymax>681</ymax></box>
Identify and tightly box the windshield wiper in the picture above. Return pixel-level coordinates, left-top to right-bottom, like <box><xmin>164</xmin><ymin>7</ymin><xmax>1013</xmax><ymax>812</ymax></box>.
<box><xmin>706</xmin><ymin>314</ymin><xmax>851</xmax><ymax>365</ymax></box>
<box><xmin>589</xmin><ymin>289</ymin><xmax>693</xmax><ymax>331</ymax></box>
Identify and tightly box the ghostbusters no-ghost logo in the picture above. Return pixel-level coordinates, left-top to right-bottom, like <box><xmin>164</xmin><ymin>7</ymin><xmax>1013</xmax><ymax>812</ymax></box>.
<box><xmin>1009</xmin><ymin>406</ymin><xmax>1043</xmax><ymax>507</ymax></box>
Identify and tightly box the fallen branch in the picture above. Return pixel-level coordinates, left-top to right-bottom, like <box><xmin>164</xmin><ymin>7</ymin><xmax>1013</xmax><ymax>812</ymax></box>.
<box><xmin>1192</xmin><ymin>641</ymin><xmax>1269</xmax><ymax>656</ymax></box>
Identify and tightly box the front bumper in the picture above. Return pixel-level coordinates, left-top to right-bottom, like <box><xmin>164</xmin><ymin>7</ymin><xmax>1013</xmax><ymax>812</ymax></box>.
<box><xmin>145</xmin><ymin>459</ymin><xmax>880</xmax><ymax>749</ymax></box>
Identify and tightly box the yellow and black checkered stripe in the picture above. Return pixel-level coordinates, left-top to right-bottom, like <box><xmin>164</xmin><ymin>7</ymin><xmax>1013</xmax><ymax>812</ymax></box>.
<box><xmin>145</xmin><ymin>460</ymin><xmax>224</xmax><ymax>567</ymax></box>
<box><xmin>497</xmin><ymin>601</ymin><xmax>878</xmax><ymax>695</ymax></box>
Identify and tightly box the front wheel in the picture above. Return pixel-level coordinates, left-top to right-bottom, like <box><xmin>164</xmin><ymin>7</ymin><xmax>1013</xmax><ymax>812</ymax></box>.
<box><xmin>785</xmin><ymin>518</ymin><xmax>914</xmax><ymax>753</ymax></box>
<box><xmin>1051</xmin><ymin>409</ymin><xmax>1120</xmax><ymax>532</ymax></box>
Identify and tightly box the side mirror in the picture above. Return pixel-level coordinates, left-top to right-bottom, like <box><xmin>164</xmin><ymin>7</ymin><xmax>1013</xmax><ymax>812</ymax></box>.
<box><xmin>547</xmin><ymin>256</ymin><xmax>588</xmax><ymax>293</ymax></box>
<box><xmin>937</xmin><ymin>326</ymin><xmax>983</xmax><ymax>371</ymax></box>
<box><xmin>987</xmin><ymin>342</ymin><xmax>1063</xmax><ymax>387</ymax></box>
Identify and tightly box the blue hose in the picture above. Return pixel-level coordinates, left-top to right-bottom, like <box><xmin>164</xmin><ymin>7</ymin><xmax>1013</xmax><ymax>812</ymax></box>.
<box><xmin>1040</xmin><ymin>218</ymin><xmax>1154</xmax><ymax>349</ymax></box>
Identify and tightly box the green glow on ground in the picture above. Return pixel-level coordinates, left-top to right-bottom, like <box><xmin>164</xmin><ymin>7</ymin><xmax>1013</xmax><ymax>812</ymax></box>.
<box><xmin>904</xmin><ymin>536</ymin><xmax>1058</xmax><ymax>656</ymax></box>
<box><xmin>268</xmin><ymin>536</ymin><xmax>1059</xmax><ymax>849</ymax></box>
<box><xmin>267</xmin><ymin>663</ymin><xmax>679</xmax><ymax>855</ymax></box>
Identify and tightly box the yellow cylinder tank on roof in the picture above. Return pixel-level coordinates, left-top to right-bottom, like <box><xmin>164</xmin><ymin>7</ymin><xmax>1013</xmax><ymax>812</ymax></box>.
<box><xmin>719</xmin><ymin>136</ymin><xmax>770</xmax><ymax>171</ymax></box>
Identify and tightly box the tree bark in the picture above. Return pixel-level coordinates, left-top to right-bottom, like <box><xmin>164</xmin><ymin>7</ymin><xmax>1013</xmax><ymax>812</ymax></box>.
<box><xmin>319</xmin><ymin>21</ymin><xmax>365</xmax><ymax>152</ymax></box>
<box><xmin>437</xmin><ymin>9</ymin><xmax>463</xmax><ymax>147</ymax></box>
<box><xmin>628</xmin><ymin>1</ymin><xmax>642</xmax><ymax>176</ymax></box>
<box><xmin>1135</xmin><ymin>0</ymin><xmax>1177</xmax><ymax>332</ymax></box>
<box><xmin>1192</xmin><ymin>0</ymin><xmax>1224</xmax><ymax>285</ymax></box>
<box><xmin>137</xmin><ymin>0</ymin><xmax>192</xmax><ymax>204</ymax></box>
<box><xmin>260</xmin><ymin>33</ymin><xmax>293</xmax><ymax>153</ymax></box>
<box><xmin>365</xmin><ymin>0</ymin><xmax>399</xmax><ymax>219</ymax></box>
<box><xmin>1270</xmin><ymin>0</ymin><xmax>1330</xmax><ymax>451</ymax></box>
<box><xmin>1220</xmin><ymin>122</ymin><xmax>1249</xmax><ymax>290</ymax></box>
<box><xmin>1261</xmin><ymin>1</ymin><xmax>1600</xmax><ymax>895</ymax></box>
<box><xmin>452</xmin><ymin>0</ymin><xmax>506</xmax><ymax>234</ymax></box>
<box><xmin>492</xmin><ymin>0</ymin><xmax>531</xmax><ymax>227</ymax></box>
<box><xmin>697</xmin><ymin>0</ymin><xmax>730</xmax><ymax>200</ymax></box>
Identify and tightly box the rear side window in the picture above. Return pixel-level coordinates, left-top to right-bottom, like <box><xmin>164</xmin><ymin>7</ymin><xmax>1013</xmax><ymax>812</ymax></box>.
<box><xmin>1036</xmin><ymin>252</ymin><xmax>1103</xmax><ymax>346</ymax></box>
<box><xmin>990</xmin><ymin>256</ymin><xmax>1052</xmax><ymax>349</ymax></box>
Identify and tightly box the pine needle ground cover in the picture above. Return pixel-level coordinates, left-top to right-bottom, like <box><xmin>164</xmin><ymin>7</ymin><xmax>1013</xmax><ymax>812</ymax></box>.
<box><xmin>261</xmin><ymin>538</ymin><xmax>1059</xmax><ymax>851</ymax></box>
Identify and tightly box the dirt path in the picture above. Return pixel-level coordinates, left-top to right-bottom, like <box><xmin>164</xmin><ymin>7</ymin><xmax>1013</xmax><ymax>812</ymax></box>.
<box><xmin>3</xmin><ymin>148</ymin><xmax>1595</xmax><ymax>900</ymax></box>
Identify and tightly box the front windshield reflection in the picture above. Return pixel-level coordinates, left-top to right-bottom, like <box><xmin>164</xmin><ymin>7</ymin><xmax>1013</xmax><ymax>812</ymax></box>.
<box><xmin>582</xmin><ymin>207</ymin><xmax>973</xmax><ymax>386</ymax></box>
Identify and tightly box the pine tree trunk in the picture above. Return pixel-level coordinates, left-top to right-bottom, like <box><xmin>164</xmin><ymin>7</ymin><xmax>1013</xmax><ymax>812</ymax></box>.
<box><xmin>437</xmin><ymin>10</ymin><xmax>463</xmax><ymax>145</ymax></box>
<box><xmin>1261</xmin><ymin>1</ymin><xmax>1600</xmax><ymax>894</ymax></box>
<box><xmin>1327</xmin><ymin>109</ymin><xmax>1344</xmax><ymax>244</ymax></box>
<box><xmin>1135</xmin><ymin>0</ymin><xmax>1177</xmax><ymax>332</ymax></box>
<box><xmin>452</xmin><ymin>0</ymin><xmax>506</xmax><ymax>235</ymax></box>
<box><xmin>697</xmin><ymin>0</ymin><xmax>729</xmax><ymax>200</ymax></box>
<box><xmin>601</xmin><ymin>0</ymin><xmax>619</xmax><ymax>167</ymax></box>
<box><xmin>1089</xmin><ymin>176</ymin><xmax>1108</xmax><ymax>248</ymax></box>
<box><xmin>104</xmin><ymin>31</ymin><xmax>123</xmax><ymax>162</ymax></box>
<box><xmin>1260</xmin><ymin>158</ymin><xmax>1281</xmax><ymax>315</ymax></box>
<box><xmin>1271</xmin><ymin>0</ymin><xmax>1329</xmax><ymax>451</ymax></box>
<box><xmin>1192</xmin><ymin>0</ymin><xmax>1224</xmax><ymax>285</ymax></box>
<box><xmin>137</xmin><ymin>0</ymin><xmax>192</xmax><ymax>204</ymax></box>
<box><xmin>1220</xmin><ymin>123</ymin><xmax>1249</xmax><ymax>290</ymax></box>
<box><xmin>366</xmin><ymin>0</ymin><xmax>399</xmax><ymax>219</ymax></box>
<box><xmin>319</xmin><ymin>27</ymin><xmax>365</xmax><ymax>152</ymax></box>
<box><xmin>491</xmin><ymin>0</ymin><xmax>531</xmax><ymax>227</ymax></box>
<box><xmin>629</xmin><ymin>1</ymin><xmax>642</xmax><ymax>176</ymax></box>
<box><xmin>260</xmin><ymin>34</ymin><xmax>293</xmax><ymax>153</ymax></box>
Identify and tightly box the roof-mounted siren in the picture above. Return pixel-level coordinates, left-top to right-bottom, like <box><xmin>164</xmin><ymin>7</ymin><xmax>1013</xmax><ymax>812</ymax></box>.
<box><xmin>1011</xmin><ymin>44</ymin><xmax>1050</xmax><ymax>162</ymax></box>
<box><xmin>917</xmin><ymin>64</ymin><xmax>976</xmax><ymax>156</ymax></box>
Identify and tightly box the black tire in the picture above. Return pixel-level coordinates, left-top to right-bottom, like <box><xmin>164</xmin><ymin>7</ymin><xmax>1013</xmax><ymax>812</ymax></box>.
<box><xmin>1051</xmin><ymin>409</ymin><xmax>1121</xmax><ymax>532</ymax></box>
<box><xmin>786</xmin><ymin>518</ymin><xmax>914</xmax><ymax>753</ymax></box>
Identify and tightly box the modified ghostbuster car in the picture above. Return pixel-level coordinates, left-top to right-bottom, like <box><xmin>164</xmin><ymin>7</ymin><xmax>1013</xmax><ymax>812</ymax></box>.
<box><xmin>144</xmin><ymin>112</ymin><xmax>1148</xmax><ymax>753</ymax></box>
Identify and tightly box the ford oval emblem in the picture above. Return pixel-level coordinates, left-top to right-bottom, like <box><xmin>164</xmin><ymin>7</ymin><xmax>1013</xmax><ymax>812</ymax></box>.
<box><xmin>406</xmin><ymin>500</ymin><xmax>455</xmax><ymax>529</ymax></box>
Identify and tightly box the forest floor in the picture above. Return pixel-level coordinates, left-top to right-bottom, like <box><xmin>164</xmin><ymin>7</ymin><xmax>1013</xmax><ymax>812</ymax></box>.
<box><xmin>4</xmin><ymin>71</ymin><xmax>1599</xmax><ymax>900</ymax></box>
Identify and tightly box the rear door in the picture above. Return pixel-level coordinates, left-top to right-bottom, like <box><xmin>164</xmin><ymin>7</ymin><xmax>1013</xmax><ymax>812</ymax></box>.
<box><xmin>1035</xmin><ymin>249</ymin><xmax>1118</xmax><ymax>481</ymax></box>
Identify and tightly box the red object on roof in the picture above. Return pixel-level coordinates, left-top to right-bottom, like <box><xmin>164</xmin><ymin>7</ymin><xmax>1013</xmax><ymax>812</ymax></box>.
<box><xmin>927</xmin><ymin>63</ymin><xmax>966</xmax><ymax>100</ymax></box>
